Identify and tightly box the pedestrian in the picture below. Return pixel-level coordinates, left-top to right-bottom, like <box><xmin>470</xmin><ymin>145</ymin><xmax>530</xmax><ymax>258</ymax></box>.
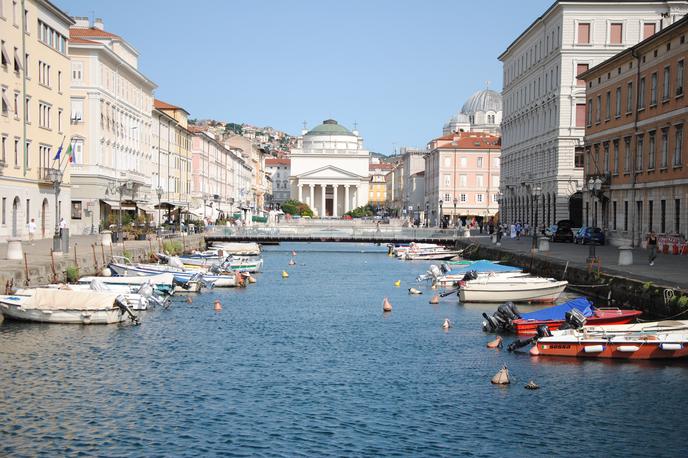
<box><xmin>376</xmin><ymin>221</ymin><xmax>381</xmax><ymax>233</ymax></box>
<box><xmin>59</xmin><ymin>217</ymin><xmax>66</xmax><ymax>237</ymax></box>
<box><xmin>479</xmin><ymin>221</ymin><xmax>484</xmax><ymax>234</ymax></box>
<box><xmin>647</xmin><ymin>230</ymin><xmax>658</xmax><ymax>266</ymax></box>
<box><xmin>28</xmin><ymin>218</ymin><xmax>37</xmax><ymax>245</ymax></box>
<box><xmin>515</xmin><ymin>221</ymin><xmax>522</xmax><ymax>240</ymax></box>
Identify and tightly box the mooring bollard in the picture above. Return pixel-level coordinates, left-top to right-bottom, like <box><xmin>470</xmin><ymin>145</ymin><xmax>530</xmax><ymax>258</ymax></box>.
<box><xmin>538</xmin><ymin>237</ymin><xmax>550</xmax><ymax>252</ymax></box>
<box><xmin>618</xmin><ymin>246</ymin><xmax>633</xmax><ymax>266</ymax></box>
<box><xmin>7</xmin><ymin>239</ymin><xmax>23</xmax><ymax>260</ymax></box>
<box><xmin>101</xmin><ymin>230</ymin><xmax>112</xmax><ymax>247</ymax></box>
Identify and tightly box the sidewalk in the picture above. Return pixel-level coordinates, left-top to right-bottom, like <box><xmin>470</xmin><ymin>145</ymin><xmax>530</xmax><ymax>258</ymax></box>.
<box><xmin>470</xmin><ymin>232</ymin><xmax>688</xmax><ymax>290</ymax></box>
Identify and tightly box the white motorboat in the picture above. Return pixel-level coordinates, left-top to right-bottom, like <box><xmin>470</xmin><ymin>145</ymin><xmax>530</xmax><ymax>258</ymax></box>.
<box><xmin>459</xmin><ymin>280</ymin><xmax>568</xmax><ymax>303</ymax></box>
<box><xmin>393</xmin><ymin>243</ymin><xmax>439</xmax><ymax>257</ymax></box>
<box><xmin>210</xmin><ymin>242</ymin><xmax>261</xmax><ymax>256</ymax></box>
<box><xmin>19</xmin><ymin>283</ymin><xmax>154</xmax><ymax>311</ymax></box>
<box><xmin>434</xmin><ymin>271</ymin><xmax>530</xmax><ymax>288</ymax></box>
<box><xmin>404</xmin><ymin>249</ymin><xmax>463</xmax><ymax>261</ymax></box>
<box><xmin>108</xmin><ymin>261</ymin><xmax>239</xmax><ymax>288</ymax></box>
<box><xmin>0</xmin><ymin>289</ymin><xmax>138</xmax><ymax>324</ymax></box>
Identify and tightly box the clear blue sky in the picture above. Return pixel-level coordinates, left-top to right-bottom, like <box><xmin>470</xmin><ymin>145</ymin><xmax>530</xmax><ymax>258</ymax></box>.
<box><xmin>58</xmin><ymin>0</ymin><xmax>552</xmax><ymax>154</ymax></box>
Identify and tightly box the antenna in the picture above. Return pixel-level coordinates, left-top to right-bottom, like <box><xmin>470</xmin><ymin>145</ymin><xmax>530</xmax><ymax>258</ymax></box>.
<box><xmin>302</xmin><ymin>120</ymin><xmax>307</xmax><ymax>130</ymax></box>
<box><xmin>353</xmin><ymin>121</ymin><xmax>358</xmax><ymax>131</ymax></box>
<box><xmin>485</xmin><ymin>80</ymin><xmax>491</xmax><ymax>90</ymax></box>
<box><xmin>90</xmin><ymin>10</ymin><xmax>95</xmax><ymax>27</ymax></box>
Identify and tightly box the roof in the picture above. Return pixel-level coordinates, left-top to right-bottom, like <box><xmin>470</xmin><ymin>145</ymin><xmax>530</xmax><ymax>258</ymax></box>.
<box><xmin>265</xmin><ymin>158</ymin><xmax>291</xmax><ymax>166</ymax></box>
<box><xmin>188</xmin><ymin>126</ymin><xmax>207</xmax><ymax>133</ymax></box>
<box><xmin>305</xmin><ymin>119</ymin><xmax>355</xmax><ymax>137</ymax></box>
<box><xmin>369</xmin><ymin>162</ymin><xmax>394</xmax><ymax>171</ymax></box>
<box><xmin>69</xmin><ymin>37</ymin><xmax>99</xmax><ymax>45</ymax></box>
<box><xmin>461</xmin><ymin>89</ymin><xmax>502</xmax><ymax>115</ymax></box>
<box><xmin>579</xmin><ymin>13</ymin><xmax>688</xmax><ymax>81</ymax></box>
<box><xmin>154</xmin><ymin>99</ymin><xmax>190</xmax><ymax>115</ymax></box>
<box><xmin>430</xmin><ymin>131</ymin><xmax>501</xmax><ymax>150</ymax></box>
<box><xmin>70</xmin><ymin>27</ymin><xmax>121</xmax><ymax>40</ymax></box>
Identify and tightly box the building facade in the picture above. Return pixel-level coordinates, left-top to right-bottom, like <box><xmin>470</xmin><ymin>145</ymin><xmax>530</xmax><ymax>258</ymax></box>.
<box><xmin>582</xmin><ymin>14</ymin><xmax>688</xmax><ymax>245</ymax></box>
<box><xmin>67</xmin><ymin>17</ymin><xmax>156</xmax><ymax>234</ymax></box>
<box><xmin>0</xmin><ymin>0</ymin><xmax>73</xmax><ymax>242</ymax></box>
<box><xmin>265</xmin><ymin>157</ymin><xmax>290</xmax><ymax>206</ymax></box>
<box><xmin>499</xmin><ymin>0</ymin><xmax>688</xmax><ymax>230</ymax></box>
<box><xmin>368</xmin><ymin>161</ymin><xmax>393</xmax><ymax>208</ymax></box>
<box><xmin>290</xmin><ymin>119</ymin><xmax>370</xmax><ymax>217</ymax></box>
<box><xmin>425</xmin><ymin>131</ymin><xmax>501</xmax><ymax>226</ymax></box>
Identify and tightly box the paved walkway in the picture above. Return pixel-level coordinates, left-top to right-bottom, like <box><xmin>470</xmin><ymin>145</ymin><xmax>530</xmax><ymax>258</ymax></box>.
<box><xmin>468</xmin><ymin>231</ymin><xmax>688</xmax><ymax>290</ymax></box>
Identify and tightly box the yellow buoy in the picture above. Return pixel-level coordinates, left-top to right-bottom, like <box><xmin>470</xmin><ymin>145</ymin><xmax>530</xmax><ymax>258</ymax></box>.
<box><xmin>383</xmin><ymin>297</ymin><xmax>393</xmax><ymax>312</ymax></box>
<box><xmin>394</xmin><ymin>280</ymin><xmax>401</xmax><ymax>287</ymax></box>
<box><xmin>214</xmin><ymin>299</ymin><xmax>222</xmax><ymax>312</ymax></box>
<box><xmin>282</xmin><ymin>271</ymin><xmax>289</xmax><ymax>278</ymax></box>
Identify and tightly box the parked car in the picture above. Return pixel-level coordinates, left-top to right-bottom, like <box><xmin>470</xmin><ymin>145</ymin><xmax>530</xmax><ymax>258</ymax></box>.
<box><xmin>550</xmin><ymin>219</ymin><xmax>574</xmax><ymax>243</ymax></box>
<box><xmin>574</xmin><ymin>226</ymin><xmax>605</xmax><ymax>245</ymax></box>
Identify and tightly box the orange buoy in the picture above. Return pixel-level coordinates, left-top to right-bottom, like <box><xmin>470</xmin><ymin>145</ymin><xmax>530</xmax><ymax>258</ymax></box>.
<box><xmin>186</xmin><ymin>296</ymin><xmax>193</xmax><ymax>304</ymax></box>
<box><xmin>291</xmin><ymin>250</ymin><xmax>297</xmax><ymax>256</ymax></box>
<box><xmin>214</xmin><ymin>299</ymin><xmax>222</xmax><ymax>312</ymax></box>
<box><xmin>382</xmin><ymin>297</ymin><xmax>392</xmax><ymax>312</ymax></box>
<box><xmin>429</xmin><ymin>294</ymin><xmax>440</xmax><ymax>304</ymax></box>
<box><xmin>491</xmin><ymin>365</ymin><xmax>511</xmax><ymax>385</ymax></box>
<box><xmin>529</xmin><ymin>345</ymin><xmax>540</xmax><ymax>356</ymax></box>
<box><xmin>487</xmin><ymin>336</ymin><xmax>503</xmax><ymax>349</ymax></box>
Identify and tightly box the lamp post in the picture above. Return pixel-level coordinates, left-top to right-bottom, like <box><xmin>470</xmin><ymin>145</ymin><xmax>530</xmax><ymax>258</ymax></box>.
<box><xmin>453</xmin><ymin>197</ymin><xmax>458</xmax><ymax>227</ymax></box>
<box><xmin>587</xmin><ymin>177</ymin><xmax>603</xmax><ymax>262</ymax></box>
<box><xmin>156</xmin><ymin>186</ymin><xmax>163</xmax><ymax>233</ymax></box>
<box><xmin>439</xmin><ymin>200</ymin><xmax>443</xmax><ymax>228</ymax></box>
<box><xmin>47</xmin><ymin>167</ymin><xmax>63</xmax><ymax>252</ymax></box>
<box><xmin>531</xmin><ymin>184</ymin><xmax>541</xmax><ymax>250</ymax></box>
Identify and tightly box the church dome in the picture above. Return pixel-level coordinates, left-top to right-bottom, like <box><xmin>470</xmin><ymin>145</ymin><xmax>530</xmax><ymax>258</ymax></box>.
<box><xmin>445</xmin><ymin>112</ymin><xmax>470</xmax><ymax>125</ymax></box>
<box><xmin>461</xmin><ymin>89</ymin><xmax>502</xmax><ymax>115</ymax></box>
<box><xmin>305</xmin><ymin>119</ymin><xmax>355</xmax><ymax>136</ymax></box>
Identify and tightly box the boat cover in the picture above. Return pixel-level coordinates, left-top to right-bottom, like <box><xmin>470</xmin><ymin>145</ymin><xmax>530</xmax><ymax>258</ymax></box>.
<box><xmin>519</xmin><ymin>298</ymin><xmax>593</xmax><ymax>321</ymax></box>
<box><xmin>449</xmin><ymin>260</ymin><xmax>521</xmax><ymax>274</ymax></box>
<box><xmin>3</xmin><ymin>289</ymin><xmax>120</xmax><ymax>310</ymax></box>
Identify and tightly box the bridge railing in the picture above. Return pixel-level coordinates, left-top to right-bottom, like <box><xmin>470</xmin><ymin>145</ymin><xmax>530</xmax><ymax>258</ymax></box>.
<box><xmin>206</xmin><ymin>225</ymin><xmax>466</xmax><ymax>241</ymax></box>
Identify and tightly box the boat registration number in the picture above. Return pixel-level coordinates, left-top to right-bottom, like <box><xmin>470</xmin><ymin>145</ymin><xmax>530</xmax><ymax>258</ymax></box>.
<box><xmin>541</xmin><ymin>344</ymin><xmax>571</xmax><ymax>349</ymax></box>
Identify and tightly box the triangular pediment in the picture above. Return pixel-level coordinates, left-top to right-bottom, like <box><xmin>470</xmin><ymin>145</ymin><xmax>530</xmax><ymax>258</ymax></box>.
<box><xmin>296</xmin><ymin>165</ymin><xmax>364</xmax><ymax>180</ymax></box>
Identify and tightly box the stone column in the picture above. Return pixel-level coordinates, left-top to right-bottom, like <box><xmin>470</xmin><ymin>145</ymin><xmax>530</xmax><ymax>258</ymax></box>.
<box><xmin>344</xmin><ymin>185</ymin><xmax>350</xmax><ymax>213</ymax></box>
<box><xmin>321</xmin><ymin>184</ymin><xmax>327</xmax><ymax>217</ymax></box>
<box><xmin>332</xmin><ymin>184</ymin><xmax>338</xmax><ymax>217</ymax></box>
<box><xmin>309</xmin><ymin>184</ymin><xmax>315</xmax><ymax>210</ymax></box>
<box><xmin>297</xmin><ymin>183</ymin><xmax>303</xmax><ymax>202</ymax></box>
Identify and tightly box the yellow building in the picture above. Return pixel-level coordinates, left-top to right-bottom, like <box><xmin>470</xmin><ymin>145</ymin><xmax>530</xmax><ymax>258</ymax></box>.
<box><xmin>152</xmin><ymin>99</ymin><xmax>191</xmax><ymax>223</ymax></box>
<box><xmin>0</xmin><ymin>0</ymin><xmax>73</xmax><ymax>241</ymax></box>
<box><xmin>368</xmin><ymin>162</ymin><xmax>393</xmax><ymax>208</ymax></box>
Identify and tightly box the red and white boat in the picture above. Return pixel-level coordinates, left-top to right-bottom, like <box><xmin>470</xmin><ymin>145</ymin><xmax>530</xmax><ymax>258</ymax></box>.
<box><xmin>513</xmin><ymin>308</ymin><xmax>642</xmax><ymax>335</ymax></box>
<box><xmin>529</xmin><ymin>320</ymin><xmax>688</xmax><ymax>360</ymax></box>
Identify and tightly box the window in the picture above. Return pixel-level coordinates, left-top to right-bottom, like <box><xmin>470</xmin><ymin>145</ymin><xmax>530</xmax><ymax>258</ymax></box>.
<box><xmin>575</xmin><ymin>147</ymin><xmax>585</xmax><ymax>168</ymax></box>
<box><xmin>661</xmin><ymin>128</ymin><xmax>669</xmax><ymax>168</ymax></box>
<box><xmin>605</xmin><ymin>91</ymin><xmax>611</xmax><ymax>120</ymax></box>
<box><xmin>24</xmin><ymin>96</ymin><xmax>29</xmax><ymax>122</ymax></box>
<box><xmin>492</xmin><ymin>175</ymin><xmax>499</xmax><ymax>187</ymax></box>
<box><xmin>57</xmin><ymin>108</ymin><xmax>62</xmax><ymax>132</ymax></box>
<box><xmin>476</xmin><ymin>175</ymin><xmax>484</xmax><ymax>187</ymax></box>
<box><xmin>624</xmin><ymin>201</ymin><xmax>629</xmax><ymax>231</ymax></box>
<box><xmin>615</xmin><ymin>87</ymin><xmax>621</xmax><ymax>117</ymax></box>
<box><xmin>58</xmin><ymin>70</ymin><xmax>62</xmax><ymax>93</ymax></box>
<box><xmin>476</xmin><ymin>194</ymin><xmax>484</xmax><ymax>203</ymax></box>
<box><xmin>38</xmin><ymin>102</ymin><xmax>51</xmax><ymax>129</ymax></box>
<box><xmin>649</xmin><ymin>200</ymin><xmax>654</xmax><ymax>231</ymax></box>
<box><xmin>610</xmin><ymin>23</ymin><xmax>623</xmax><ymax>45</ymax></box>
<box><xmin>626</xmin><ymin>82</ymin><xmax>633</xmax><ymax>113</ymax></box>
<box><xmin>604</xmin><ymin>142</ymin><xmax>610</xmax><ymax>172</ymax></box>
<box><xmin>444</xmin><ymin>174</ymin><xmax>451</xmax><ymax>186</ymax></box>
<box><xmin>677</xmin><ymin>60</ymin><xmax>684</xmax><ymax>96</ymax></box>
<box><xmin>576</xmin><ymin>63</ymin><xmax>589</xmax><ymax>87</ymax></box>
<box><xmin>624</xmin><ymin>137</ymin><xmax>631</xmax><ymax>173</ymax></box>
<box><xmin>460</xmin><ymin>193</ymin><xmax>466</xmax><ymax>202</ymax></box>
<box><xmin>595</xmin><ymin>95</ymin><xmax>601</xmax><ymax>123</ymax></box>
<box><xmin>586</xmin><ymin>99</ymin><xmax>592</xmax><ymax>126</ymax></box>
<box><xmin>675</xmin><ymin>125</ymin><xmax>683</xmax><ymax>167</ymax></box>
<box><xmin>613</xmin><ymin>140</ymin><xmax>619</xmax><ymax>174</ymax></box>
<box><xmin>649</xmin><ymin>72</ymin><xmax>659</xmax><ymax>106</ymax></box>
<box><xmin>13</xmin><ymin>47</ymin><xmax>22</xmax><ymax>72</ymax></box>
<box><xmin>0</xmin><ymin>40</ymin><xmax>8</xmax><ymax>67</ymax></box>
<box><xmin>460</xmin><ymin>157</ymin><xmax>467</xmax><ymax>168</ymax></box>
<box><xmin>459</xmin><ymin>174</ymin><xmax>467</xmax><ymax>186</ymax></box>
<box><xmin>1</xmin><ymin>87</ymin><xmax>8</xmax><ymax>114</ymax></box>
<box><xmin>13</xmin><ymin>92</ymin><xmax>18</xmax><ymax>116</ymax></box>
<box><xmin>1</xmin><ymin>197</ymin><xmax>4</xmax><ymax>224</ymax></box>
<box><xmin>639</xmin><ymin>78</ymin><xmax>645</xmax><ymax>108</ymax></box>
<box><xmin>38</xmin><ymin>20</ymin><xmax>67</xmax><ymax>55</ymax></box>
<box><xmin>636</xmin><ymin>135</ymin><xmax>644</xmax><ymax>172</ymax></box>
<box><xmin>661</xmin><ymin>200</ymin><xmax>666</xmax><ymax>233</ymax></box>
<box><xmin>71</xmin><ymin>201</ymin><xmax>82</xmax><ymax>220</ymax></box>
<box><xmin>443</xmin><ymin>193</ymin><xmax>450</xmax><ymax>202</ymax></box>
<box><xmin>443</xmin><ymin>157</ymin><xmax>451</xmax><ymax>167</ymax></box>
<box><xmin>648</xmin><ymin>132</ymin><xmax>656</xmax><ymax>170</ymax></box>
<box><xmin>643</xmin><ymin>22</ymin><xmax>656</xmax><ymax>39</ymax></box>
<box><xmin>1</xmin><ymin>135</ymin><xmax>6</xmax><ymax>163</ymax></box>
<box><xmin>577</xmin><ymin>22</ymin><xmax>591</xmax><ymax>45</ymax></box>
<box><xmin>72</xmin><ymin>62</ymin><xmax>83</xmax><ymax>82</ymax></box>
<box><xmin>663</xmin><ymin>66</ymin><xmax>671</xmax><ymax>101</ymax></box>
<box><xmin>25</xmin><ymin>199</ymin><xmax>29</xmax><ymax>224</ymax></box>
<box><xmin>14</xmin><ymin>138</ymin><xmax>18</xmax><ymax>165</ymax></box>
<box><xmin>70</xmin><ymin>99</ymin><xmax>83</xmax><ymax>123</ymax></box>
<box><xmin>477</xmin><ymin>157</ymin><xmax>483</xmax><ymax>168</ymax></box>
<box><xmin>676</xmin><ymin>199</ymin><xmax>681</xmax><ymax>234</ymax></box>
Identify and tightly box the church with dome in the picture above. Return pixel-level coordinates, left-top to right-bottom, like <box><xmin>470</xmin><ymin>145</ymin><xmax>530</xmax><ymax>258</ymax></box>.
<box><xmin>443</xmin><ymin>87</ymin><xmax>503</xmax><ymax>135</ymax></box>
<box><xmin>289</xmin><ymin>119</ymin><xmax>370</xmax><ymax>217</ymax></box>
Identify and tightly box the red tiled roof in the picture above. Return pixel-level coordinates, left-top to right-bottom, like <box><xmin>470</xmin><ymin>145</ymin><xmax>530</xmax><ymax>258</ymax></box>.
<box><xmin>369</xmin><ymin>162</ymin><xmax>394</xmax><ymax>171</ymax></box>
<box><xmin>265</xmin><ymin>158</ymin><xmax>290</xmax><ymax>166</ymax></box>
<box><xmin>430</xmin><ymin>131</ymin><xmax>501</xmax><ymax>150</ymax></box>
<box><xmin>70</xmin><ymin>27</ymin><xmax>121</xmax><ymax>40</ymax></box>
<box><xmin>69</xmin><ymin>37</ymin><xmax>99</xmax><ymax>45</ymax></box>
<box><xmin>154</xmin><ymin>99</ymin><xmax>180</xmax><ymax>110</ymax></box>
<box><xmin>188</xmin><ymin>126</ymin><xmax>207</xmax><ymax>133</ymax></box>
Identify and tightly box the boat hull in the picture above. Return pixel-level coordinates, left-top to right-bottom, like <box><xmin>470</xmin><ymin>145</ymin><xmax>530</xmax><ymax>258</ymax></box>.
<box><xmin>0</xmin><ymin>302</ymin><xmax>128</xmax><ymax>324</ymax></box>
<box><xmin>459</xmin><ymin>281</ymin><xmax>567</xmax><ymax>303</ymax></box>
<box><xmin>532</xmin><ymin>339</ymin><xmax>688</xmax><ymax>359</ymax></box>
<box><xmin>513</xmin><ymin>310</ymin><xmax>643</xmax><ymax>335</ymax></box>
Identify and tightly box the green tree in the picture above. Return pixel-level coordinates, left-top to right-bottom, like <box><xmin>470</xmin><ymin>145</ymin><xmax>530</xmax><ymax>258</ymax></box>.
<box><xmin>224</xmin><ymin>123</ymin><xmax>243</xmax><ymax>135</ymax></box>
<box><xmin>346</xmin><ymin>204</ymin><xmax>375</xmax><ymax>218</ymax></box>
<box><xmin>282</xmin><ymin>200</ymin><xmax>313</xmax><ymax>217</ymax></box>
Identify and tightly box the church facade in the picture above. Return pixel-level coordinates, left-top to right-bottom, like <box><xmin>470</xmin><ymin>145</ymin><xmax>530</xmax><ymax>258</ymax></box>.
<box><xmin>290</xmin><ymin>120</ymin><xmax>370</xmax><ymax>217</ymax></box>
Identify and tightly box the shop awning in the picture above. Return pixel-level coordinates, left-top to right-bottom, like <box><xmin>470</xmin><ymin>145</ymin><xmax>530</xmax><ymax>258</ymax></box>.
<box><xmin>137</xmin><ymin>203</ymin><xmax>156</xmax><ymax>214</ymax></box>
<box><xmin>102</xmin><ymin>199</ymin><xmax>136</xmax><ymax>210</ymax></box>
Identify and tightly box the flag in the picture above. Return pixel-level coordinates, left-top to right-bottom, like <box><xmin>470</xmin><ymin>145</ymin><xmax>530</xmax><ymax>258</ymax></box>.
<box><xmin>65</xmin><ymin>142</ymin><xmax>74</xmax><ymax>163</ymax></box>
<box><xmin>53</xmin><ymin>136</ymin><xmax>65</xmax><ymax>160</ymax></box>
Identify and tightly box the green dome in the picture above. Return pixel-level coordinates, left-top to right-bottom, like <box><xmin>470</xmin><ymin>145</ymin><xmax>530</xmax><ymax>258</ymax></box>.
<box><xmin>305</xmin><ymin>119</ymin><xmax>355</xmax><ymax>136</ymax></box>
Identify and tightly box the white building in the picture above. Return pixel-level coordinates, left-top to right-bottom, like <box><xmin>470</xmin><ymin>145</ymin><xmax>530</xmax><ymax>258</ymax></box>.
<box><xmin>498</xmin><ymin>0</ymin><xmax>688</xmax><ymax>228</ymax></box>
<box><xmin>265</xmin><ymin>158</ymin><xmax>290</xmax><ymax>206</ymax></box>
<box><xmin>290</xmin><ymin>119</ymin><xmax>370</xmax><ymax>217</ymax></box>
<box><xmin>68</xmin><ymin>18</ymin><xmax>156</xmax><ymax>234</ymax></box>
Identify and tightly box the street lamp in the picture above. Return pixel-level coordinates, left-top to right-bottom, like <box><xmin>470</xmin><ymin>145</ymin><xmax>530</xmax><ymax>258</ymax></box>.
<box><xmin>46</xmin><ymin>167</ymin><xmax>63</xmax><ymax>252</ymax></box>
<box><xmin>531</xmin><ymin>184</ymin><xmax>541</xmax><ymax>250</ymax></box>
<box><xmin>453</xmin><ymin>197</ymin><xmax>458</xmax><ymax>227</ymax></box>
<box><xmin>439</xmin><ymin>200</ymin><xmax>443</xmax><ymax>228</ymax></box>
<box><xmin>587</xmin><ymin>177</ymin><xmax>603</xmax><ymax>262</ymax></box>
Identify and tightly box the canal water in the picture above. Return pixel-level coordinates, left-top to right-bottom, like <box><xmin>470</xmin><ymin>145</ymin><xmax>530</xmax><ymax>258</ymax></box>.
<box><xmin>1</xmin><ymin>242</ymin><xmax>687</xmax><ymax>457</ymax></box>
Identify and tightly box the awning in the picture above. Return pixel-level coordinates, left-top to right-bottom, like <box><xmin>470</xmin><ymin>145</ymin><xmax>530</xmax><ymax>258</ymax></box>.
<box><xmin>137</xmin><ymin>203</ymin><xmax>156</xmax><ymax>214</ymax></box>
<box><xmin>102</xmin><ymin>199</ymin><xmax>136</xmax><ymax>210</ymax></box>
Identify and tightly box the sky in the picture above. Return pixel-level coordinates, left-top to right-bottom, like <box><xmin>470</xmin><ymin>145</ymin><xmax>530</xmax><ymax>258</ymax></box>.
<box><xmin>58</xmin><ymin>0</ymin><xmax>553</xmax><ymax>154</ymax></box>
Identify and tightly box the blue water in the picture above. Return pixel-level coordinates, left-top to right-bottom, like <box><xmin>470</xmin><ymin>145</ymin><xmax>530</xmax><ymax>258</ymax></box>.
<box><xmin>1</xmin><ymin>242</ymin><xmax>687</xmax><ymax>457</ymax></box>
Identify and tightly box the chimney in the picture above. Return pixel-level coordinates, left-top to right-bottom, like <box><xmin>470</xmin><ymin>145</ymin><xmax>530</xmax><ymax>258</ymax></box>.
<box><xmin>94</xmin><ymin>18</ymin><xmax>104</xmax><ymax>30</ymax></box>
<box><xmin>72</xmin><ymin>16</ymin><xmax>90</xmax><ymax>28</ymax></box>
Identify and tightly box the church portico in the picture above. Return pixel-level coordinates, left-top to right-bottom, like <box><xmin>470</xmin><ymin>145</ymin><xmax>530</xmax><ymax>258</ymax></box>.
<box><xmin>290</xmin><ymin>119</ymin><xmax>370</xmax><ymax>217</ymax></box>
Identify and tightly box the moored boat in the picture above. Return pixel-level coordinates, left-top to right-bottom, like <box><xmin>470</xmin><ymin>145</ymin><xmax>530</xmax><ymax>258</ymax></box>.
<box><xmin>459</xmin><ymin>279</ymin><xmax>568</xmax><ymax>303</ymax></box>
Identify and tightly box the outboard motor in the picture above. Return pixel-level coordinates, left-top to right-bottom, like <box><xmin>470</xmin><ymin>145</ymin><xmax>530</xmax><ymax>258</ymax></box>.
<box><xmin>462</xmin><ymin>270</ymin><xmax>479</xmax><ymax>282</ymax></box>
<box><xmin>507</xmin><ymin>323</ymin><xmax>553</xmax><ymax>352</ymax></box>
<box><xmin>558</xmin><ymin>308</ymin><xmax>588</xmax><ymax>330</ymax></box>
<box><xmin>497</xmin><ymin>301</ymin><xmax>521</xmax><ymax>321</ymax></box>
<box><xmin>536</xmin><ymin>324</ymin><xmax>552</xmax><ymax>338</ymax></box>
<box><xmin>481</xmin><ymin>301</ymin><xmax>521</xmax><ymax>333</ymax></box>
<box><xmin>440</xmin><ymin>263</ymin><xmax>451</xmax><ymax>274</ymax></box>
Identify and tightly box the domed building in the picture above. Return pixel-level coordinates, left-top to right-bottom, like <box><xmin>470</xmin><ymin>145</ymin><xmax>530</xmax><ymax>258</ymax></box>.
<box><xmin>290</xmin><ymin>119</ymin><xmax>370</xmax><ymax>217</ymax></box>
<box><xmin>443</xmin><ymin>88</ymin><xmax>503</xmax><ymax>135</ymax></box>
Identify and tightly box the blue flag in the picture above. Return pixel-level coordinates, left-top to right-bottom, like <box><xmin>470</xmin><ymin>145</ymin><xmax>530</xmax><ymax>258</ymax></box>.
<box><xmin>53</xmin><ymin>136</ymin><xmax>65</xmax><ymax>160</ymax></box>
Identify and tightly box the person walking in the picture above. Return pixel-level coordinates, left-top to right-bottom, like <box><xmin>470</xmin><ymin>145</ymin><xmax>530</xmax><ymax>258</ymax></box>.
<box><xmin>515</xmin><ymin>222</ymin><xmax>522</xmax><ymax>240</ymax></box>
<box><xmin>27</xmin><ymin>218</ymin><xmax>37</xmax><ymax>245</ymax></box>
<box><xmin>647</xmin><ymin>231</ymin><xmax>658</xmax><ymax>266</ymax></box>
<box><xmin>59</xmin><ymin>217</ymin><xmax>66</xmax><ymax>237</ymax></box>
